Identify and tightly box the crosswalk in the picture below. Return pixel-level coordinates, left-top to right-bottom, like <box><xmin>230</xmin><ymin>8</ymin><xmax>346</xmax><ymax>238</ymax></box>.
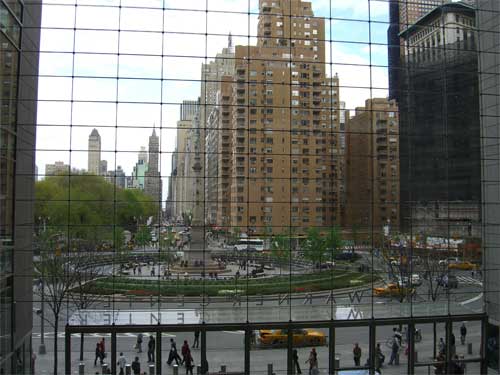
<box><xmin>456</xmin><ymin>276</ymin><xmax>483</xmax><ymax>286</ymax></box>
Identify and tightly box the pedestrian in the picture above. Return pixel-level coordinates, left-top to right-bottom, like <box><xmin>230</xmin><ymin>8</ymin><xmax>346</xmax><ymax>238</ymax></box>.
<box><xmin>31</xmin><ymin>352</ymin><xmax>36</xmax><ymax>375</ymax></box>
<box><xmin>305</xmin><ymin>348</ymin><xmax>318</xmax><ymax>375</ymax></box>
<box><xmin>292</xmin><ymin>349</ymin><xmax>302</xmax><ymax>374</ymax></box>
<box><xmin>99</xmin><ymin>338</ymin><xmax>106</xmax><ymax>360</ymax></box>
<box><xmin>375</xmin><ymin>343</ymin><xmax>384</xmax><ymax>372</ymax></box>
<box><xmin>167</xmin><ymin>338</ymin><xmax>180</xmax><ymax>366</ymax></box>
<box><xmin>450</xmin><ymin>332</ymin><xmax>456</xmax><ymax>356</ymax></box>
<box><xmin>388</xmin><ymin>338</ymin><xmax>400</xmax><ymax>365</ymax></box>
<box><xmin>393</xmin><ymin>327</ymin><xmax>402</xmax><ymax>346</ymax></box>
<box><xmin>132</xmin><ymin>357</ymin><xmax>141</xmax><ymax>375</ymax></box>
<box><xmin>434</xmin><ymin>352</ymin><xmax>446</xmax><ymax>374</ymax></box>
<box><xmin>353</xmin><ymin>343</ymin><xmax>362</xmax><ymax>366</ymax></box>
<box><xmin>117</xmin><ymin>352</ymin><xmax>126</xmax><ymax>375</ymax></box>
<box><xmin>133</xmin><ymin>265</ymin><xmax>136</xmax><ymax>275</ymax></box>
<box><xmin>94</xmin><ymin>342</ymin><xmax>103</xmax><ymax>366</ymax></box>
<box><xmin>184</xmin><ymin>348</ymin><xmax>194</xmax><ymax>375</ymax></box>
<box><xmin>181</xmin><ymin>340</ymin><xmax>190</xmax><ymax>365</ymax></box>
<box><xmin>136</xmin><ymin>333</ymin><xmax>144</xmax><ymax>353</ymax></box>
<box><xmin>460</xmin><ymin>323</ymin><xmax>467</xmax><ymax>345</ymax></box>
<box><xmin>193</xmin><ymin>330</ymin><xmax>200</xmax><ymax>349</ymax></box>
<box><xmin>438</xmin><ymin>337</ymin><xmax>446</xmax><ymax>355</ymax></box>
<box><xmin>148</xmin><ymin>335</ymin><xmax>156</xmax><ymax>363</ymax></box>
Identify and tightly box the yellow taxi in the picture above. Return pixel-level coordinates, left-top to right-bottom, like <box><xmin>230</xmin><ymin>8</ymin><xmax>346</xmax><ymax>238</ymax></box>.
<box><xmin>373</xmin><ymin>283</ymin><xmax>415</xmax><ymax>297</ymax></box>
<box><xmin>448</xmin><ymin>261</ymin><xmax>477</xmax><ymax>271</ymax></box>
<box><xmin>257</xmin><ymin>329</ymin><xmax>326</xmax><ymax>347</ymax></box>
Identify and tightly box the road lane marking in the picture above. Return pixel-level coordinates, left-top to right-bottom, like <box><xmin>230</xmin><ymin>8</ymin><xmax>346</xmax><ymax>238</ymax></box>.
<box><xmin>460</xmin><ymin>293</ymin><xmax>483</xmax><ymax>306</ymax></box>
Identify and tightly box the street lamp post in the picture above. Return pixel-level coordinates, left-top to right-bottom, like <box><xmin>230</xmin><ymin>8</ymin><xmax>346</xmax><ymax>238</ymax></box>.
<box><xmin>38</xmin><ymin>278</ymin><xmax>46</xmax><ymax>355</ymax></box>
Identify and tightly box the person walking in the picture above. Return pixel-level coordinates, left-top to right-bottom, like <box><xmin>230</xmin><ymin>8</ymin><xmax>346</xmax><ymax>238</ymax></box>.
<box><xmin>193</xmin><ymin>330</ymin><xmax>200</xmax><ymax>349</ymax></box>
<box><xmin>131</xmin><ymin>357</ymin><xmax>140</xmax><ymax>375</ymax></box>
<box><xmin>353</xmin><ymin>343</ymin><xmax>362</xmax><ymax>366</ymax></box>
<box><xmin>184</xmin><ymin>347</ymin><xmax>194</xmax><ymax>375</ymax></box>
<box><xmin>375</xmin><ymin>343</ymin><xmax>384</xmax><ymax>372</ymax></box>
<box><xmin>438</xmin><ymin>337</ymin><xmax>446</xmax><ymax>355</ymax></box>
<box><xmin>99</xmin><ymin>338</ymin><xmax>106</xmax><ymax>362</ymax></box>
<box><xmin>167</xmin><ymin>338</ymin><xmax>180</xmax><ymax>366</ymax></box>
<box><xmin>181</xmin><ymin>340</ymin><xmax>190</xmax><ymax>365</ymax></box>
<box><xmin>94</xmin><ymin>342</ymin><xmax>103</xmax><ymax>367</ymax></box>
<box><xmin>136</xmin><ymin>333</ymin><xmax>144</xmax><ymax>353</ymax></box>
<box><xmin>388</xmin><ymin>338</ymin><xmax>400</xmax><ymax>365</ymax></box>
<box><xmin>292</xmin><ymin>349</ymin><xmax>302</xmax><ymax>374</ymax></box>
<box><xmin>117</xmin><ymin>352</ymin><xmax>126</xmax><ymax>375</ymax></box>
<box><xmin>148</xmin><ymin>335</ymin><xmax>156</xmax><ymax>363</ymax></box>
<box><xmin>460</xmin><ymin>323</ymin><xmax>467</xmax><ymax>345</ymax></box>
<box><xmin>450</xmin><ymin>332</ymin><xmax>456</xmax><ymax>356</ymax></box>
<box><xmin>305</xmin><ymin>348</ymin><xmax>318</xmax><ymax>375</ymax></box>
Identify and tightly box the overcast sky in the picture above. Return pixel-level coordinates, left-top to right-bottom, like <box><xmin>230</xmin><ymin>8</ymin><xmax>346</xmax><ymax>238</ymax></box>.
<box><xmin>36</xmin><ymin>0</ymin><xmax>390</xmax><ymax>196</ymax></box>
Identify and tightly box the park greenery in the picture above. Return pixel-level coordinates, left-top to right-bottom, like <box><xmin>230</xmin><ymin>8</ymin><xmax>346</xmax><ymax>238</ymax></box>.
<box><xmin>83</xmin><ymin>269</ymin><xmax>373</xmax><ymax>297</ymax></box>
<box><xmin>35</xmin><ymin>174</ymin><xmax>157</xmax><ymax>244</ymax></box>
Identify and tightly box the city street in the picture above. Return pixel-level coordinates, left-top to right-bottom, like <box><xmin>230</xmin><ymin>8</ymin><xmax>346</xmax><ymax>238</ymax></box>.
<box><xmin>32</xmin><ymin>280</ymin><xmax>484</xmax><ymax>374</ymax></box>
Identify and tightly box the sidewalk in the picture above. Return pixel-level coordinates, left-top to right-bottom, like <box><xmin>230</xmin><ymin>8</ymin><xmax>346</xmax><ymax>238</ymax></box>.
<box><xmin>33</xmin><ymin>332</ymin><xmax>482</xmax><ymax>375</ymax></box>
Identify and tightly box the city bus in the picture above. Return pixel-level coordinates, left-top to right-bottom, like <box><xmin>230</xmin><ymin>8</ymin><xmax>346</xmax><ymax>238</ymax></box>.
<box><xmin>233</xmin><ymin>238</ymin><xmax>265</xmax><ymax>252</ymax></box>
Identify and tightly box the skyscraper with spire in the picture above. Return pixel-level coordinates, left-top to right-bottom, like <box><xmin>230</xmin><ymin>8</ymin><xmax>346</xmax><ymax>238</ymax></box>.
<box><xmin>144</xmin><ymin>128</ymin><xmax>162</xmax><ymax>203</ymax></box>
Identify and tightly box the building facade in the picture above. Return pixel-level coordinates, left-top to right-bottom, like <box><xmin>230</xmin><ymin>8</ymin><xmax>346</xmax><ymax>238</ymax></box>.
<box><xmin>44</xmin><ymin>161</ymin><xmax>70</xmax><ymax>176</ymax></box>
<box><xmin>144</xmin><ymin>129</ymin><xmax>162</xmax><ymax>202</ymax></box>
<box><xmin>399</xmin><ymin>2</ymin><xmax>480</xmax><ymax>234</ymax></box>
<box><xmin>478</xmin><ymin>0</ymin><xmax>500</xmax><ymax>366</ymax></box>
<box><xmin>173</xmin><ymin>101</ymin><xmax>199</xmax><ymax>219</ymax></box>
<box><xmin>345</xmin><ymin>99</ymin><xmax>400</xmax><ymax>237</ymax></box>
<box><xmin>222</xmin><ymin>0</ymin><xmax>341</xmax><ymax>235</ymax></box>
<box><xmin>106</xmin><ymin>166</ymin><xmax>126</xmax><ymax>189</ymax></box>
<box><xmin>87</xmin><ymin>128</ymin><xmax>101</xmax><ymax>176</ymax></box>
<box><xmin>0</xmin><ymin>0</ymin><xmax>42</xmax><ymax>372</ymax></box>
<box><xmin>202</xmin><ymin>42</ymin><xmax>236</xmax><ymax>226</ymax></box>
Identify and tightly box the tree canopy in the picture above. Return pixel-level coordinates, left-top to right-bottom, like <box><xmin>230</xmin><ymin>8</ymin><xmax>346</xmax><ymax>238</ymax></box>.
<box><xmin>35</xmin><ymin>174</ymin><xmax>158</xmax><ymax>243</ymax></box>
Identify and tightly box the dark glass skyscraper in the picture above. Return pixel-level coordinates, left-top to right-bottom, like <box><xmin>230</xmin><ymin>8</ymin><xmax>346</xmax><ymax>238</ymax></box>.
<box><xmin>398</xmin><ymin>3</ymin><xmax>481</xmax><ymax>234</ymax></box>
<box><xmin>0</xmin><ymin>0</ymin><xmax>42</xmax><ymax>373</ymax></box>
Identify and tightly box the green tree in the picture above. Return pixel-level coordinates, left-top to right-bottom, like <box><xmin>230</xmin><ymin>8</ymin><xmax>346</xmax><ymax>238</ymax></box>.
<box><xmin>303</xmin><ymin>227</ymin><xmax>327</xmax><ymax>266</ymax></box>
<box><xmin>35</xmin><ymin>174</ymin><xmax>157</xmax><ymax>244</ymax></box>
<box><xmin>135</xmin><ymin>225</ymin><xmax>152</xmax><ymax>250</ymax></box>
<box><xmin>324</xmin><ymin>226</ymin><xmax>342</xmax><ymax>260</ymax></box>
<box><xmin>271</xmin><ymin>234</ymin><xmax>291</xmax><ymax>261</ymax></box>
<box><xmin>35</xmin><ymin>237</ymin><xmax>97</xmax><ymax>375</ymax></box>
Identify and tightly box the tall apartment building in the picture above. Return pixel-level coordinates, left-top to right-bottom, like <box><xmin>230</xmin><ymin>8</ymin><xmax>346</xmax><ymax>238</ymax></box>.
<box><xmin>226</xmin><ymin>0</ymin><xmax>340</xmax><ymax>234</ymax></box>
<box><xmin>399</xmin><ymin>0</ymin><xmax>446</xmax><ymax>30</ymax></box>
<box><xmin>99</xmin><ymin>159</ymin><xmax>107</xmax><ymax>176</ymax></box>
<box><xmin>45</xmin><ymin>161</ymin><xmax>70</xmax><ymax>176</ymax></box>
<box><xmin>0</xmin><ymin>1</ymin><xmax>41</xmax><ymax>372</ymax></box>
<box><xmin>203</xmin><ymin>41</ymin><xmax>236</xmax><ymax>225</ymax></box>
<box><xmin>144</xmin><ymin>129</ymin><xmax>162</xmax><ymax>202</ymax></box>
<box><xmin>88</xmin><ymin>128</ymin><xmax>101</xmax><ymax>176</ymax></box>
<box><xmin>399</xmin><ymin>2</ymin><xmax>480</xmax><ymax>234</ymax></box>
<box><xmin>173</xmin><ymin>100</ymin><xmax>199</xmax><ymax>218</ymax></box>
<box><xmin>106</xmin><ymin>166</ymin><xmax>126</xmax><ymax>189</ymax></box>
<box><xmin>345</xmin><ymin>99</ymin><xmax>400</xmax><ymax>236</ymax></box>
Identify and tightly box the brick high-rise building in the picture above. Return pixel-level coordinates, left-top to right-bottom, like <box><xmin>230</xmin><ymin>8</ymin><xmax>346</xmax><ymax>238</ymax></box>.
<box><xmin>224</xmin><ymin>0</ymin><xmax>341</xmax><ymax>234</ymax></box>
<box><xmin>345</xmin><ymin>99</ymin><xmax>400</xmax><ymax>236</ymax></box>
<box><xmin>399</xmin><ymin>0</ymin><xmax>445</xmax><ymax>31</ymax></box>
